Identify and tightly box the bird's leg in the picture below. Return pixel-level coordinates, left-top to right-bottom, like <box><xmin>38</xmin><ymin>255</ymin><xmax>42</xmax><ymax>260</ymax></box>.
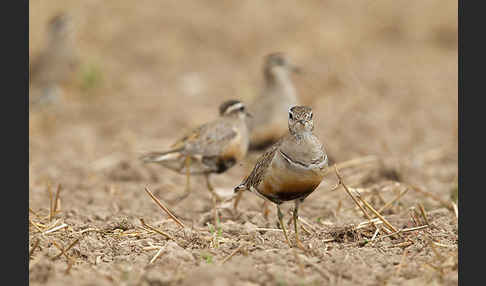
<box><xmin>277</xmin><ymin>204</ymin><xmax>292</xmax><ymax>248</ymax></box>
<box><xmin>204</xmin><ymin>174</ymin><xmax>222</xmax><ymax>203</ymax></box>
<box><xmin>293</xmin><ymin>200</ymin><xmax>306</xmax><ymax>250</ymax></box>
<box><xmin>174</xmin><ymin>156</ymin><xmax>192</xmax><ymax>203</ymax></box>
<box><xmin>205</xmin><ymin>174</ymin><xmax>222</xmax><ymax>225</ymax></box>
<box><xmin>233</xmin><ymin>191</ymin><xmax>243</xmax><ymax>212</ymax></box>
<box><xmin>185</xmin><ymin>156</ymin><xmax>191</xmax><ymax>192</ymax></box>
<box><xmin>262</xmin><ymin>200</ymin><xmax>270</xmax><ymax>220</ymax></box>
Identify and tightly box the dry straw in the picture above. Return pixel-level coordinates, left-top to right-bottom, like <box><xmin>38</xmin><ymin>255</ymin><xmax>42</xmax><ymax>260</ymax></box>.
<box><xmin>221</xmin><ymin>244</ymin><xmax>245</xmax><ymax>265</ymax></box>
<box><xmin>144</xmin><ymin>185</ymin><xmax>185</xmax><ymax>228</ymax></box>
<box><xmin>334</xmin><ymin>164</ymin><xmax>434</xmax><ymax>245</ymax></box>
<box><xmin>139</xmin><ymin>218</ymin><xmax>173</xmax><ymax>240</ymax></box>
<box><xmin>52</xmin><ymin>237</ymin><xmax>80</xmax><ymax>260</ymax></box>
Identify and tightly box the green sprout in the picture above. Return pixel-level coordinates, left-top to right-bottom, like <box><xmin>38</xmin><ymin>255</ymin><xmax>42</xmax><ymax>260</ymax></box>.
<box><xmin>201</xmin><ymin>252</ymin><xmax>213</xmax><ymax>264</ymax></box>
<box><xmin>80</xmin><ymin>63</ymin><xmax>103</xmax><ymax>92</ymax></box>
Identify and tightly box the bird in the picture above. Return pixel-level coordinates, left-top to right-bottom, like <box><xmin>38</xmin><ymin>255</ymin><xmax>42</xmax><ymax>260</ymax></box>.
<box><xmin>246</xmin><ymin>52</ymin><xmax>300</xmax><ymax>151</ymax></box>
<box><xmin>234</xmin><ymin>106</ymin><xmax>329</xmax><ymax>249</ymax></box>
<box><xmin>29</xmin><ymin>12</ymin><xmax>78</xmax><ymax>107</ymax></box>
<box><xmin>140</xmin><ymin>100</ymin><xmax>251</xmax><ymax>205</ymax></box>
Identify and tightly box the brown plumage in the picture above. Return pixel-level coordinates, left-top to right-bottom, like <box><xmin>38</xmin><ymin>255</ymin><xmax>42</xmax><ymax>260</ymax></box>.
<box><xmin>235</xmin><ymin>106</ymin><xmax>328</xmax><ymax>249</ymax></box>
<box><xmin>141</xmin><ymin>100</ymin><xmax>251</xmax><ymax>203</ymax></box>
<box><xmin>247</xmin><ymin>53</ymin><xmax>300</xmax><ymax>150</ymax></box>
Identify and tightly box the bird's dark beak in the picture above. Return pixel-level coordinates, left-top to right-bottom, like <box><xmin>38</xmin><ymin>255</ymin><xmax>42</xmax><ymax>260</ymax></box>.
<box><xmin>245</xmin><ymin>111</ymin><xmax>253</xmax><ymax>118</ymax></box>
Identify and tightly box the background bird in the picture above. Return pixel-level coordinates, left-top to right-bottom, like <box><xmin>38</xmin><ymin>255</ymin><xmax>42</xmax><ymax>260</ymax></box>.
<box><xmin>246</xmin><ymin>52</ymin><xmax>301</xmax><ymax>151</ymax></box>
<box><xmin>30</xmin><ymin>12</ymin><xmax>78</xmax><ymax>107</ymax></box>
<box><xmin>141</xmin><ymin>100</ymin><xmax>251</xmax><ymax>205</ymax></box>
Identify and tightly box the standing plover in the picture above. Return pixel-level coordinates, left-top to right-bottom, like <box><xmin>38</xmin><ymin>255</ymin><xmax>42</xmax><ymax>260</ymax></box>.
<box><xmin>235</xmin><ymin>106</ymin><xmax>328</xmax><ymax>249</ymax></box>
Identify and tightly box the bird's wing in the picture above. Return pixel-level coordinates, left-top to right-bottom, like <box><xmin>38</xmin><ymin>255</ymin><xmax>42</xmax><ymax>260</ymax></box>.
<box><xmin>175</xmin><ymin>119</ymin><xmax>238</xmax><ymax>157</ymax></box>
<box><xmin>241</xmin><ymin>139</ymin><xmax>283</xmax><ymax>189</ymax></box>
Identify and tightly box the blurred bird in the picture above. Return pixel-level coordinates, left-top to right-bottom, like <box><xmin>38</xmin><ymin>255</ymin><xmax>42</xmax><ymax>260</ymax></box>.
<box><xmin>140</xmin><ymin>100</ymin><xmax>251</xmax><ymax>204</ymax></box>
<box><xmin>30</xmin><ymin>12</ymin><xmax>78</xmax><ymax>107</ymax></box>
<box><xmin>247</xmin><ymin>52</ymin><xmax>300</xmax><ymax>151</ymax></box>
<box><xmin>234</xmin><ymin>106</ymin><xmax>328</xmax><ymax>249</ymax></box>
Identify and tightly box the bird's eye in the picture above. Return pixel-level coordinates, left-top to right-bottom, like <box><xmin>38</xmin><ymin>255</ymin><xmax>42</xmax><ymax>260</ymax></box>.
<box><xmin>239</xmin><ymin>106</ymin><xmax>245</xmax><ymax>111</ymax></box>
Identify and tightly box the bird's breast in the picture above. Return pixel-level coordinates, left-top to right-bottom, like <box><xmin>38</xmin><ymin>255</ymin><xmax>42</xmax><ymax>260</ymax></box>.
<box><xmin>257</xmin><ymin>155</ymin><xmax>325</xmax><ymax>202</ymax></box>
<box><xmin>221</xmin><ymin>128</ymin><xmax>249</xmax><ymax>163</ymax></box>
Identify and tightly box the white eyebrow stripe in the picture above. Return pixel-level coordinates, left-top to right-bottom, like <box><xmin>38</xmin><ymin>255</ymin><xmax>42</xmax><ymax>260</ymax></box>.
<box><xmin>225</xmin><ymin>102</ymin><xmax>244</xmax><ymax>114</ymax></box>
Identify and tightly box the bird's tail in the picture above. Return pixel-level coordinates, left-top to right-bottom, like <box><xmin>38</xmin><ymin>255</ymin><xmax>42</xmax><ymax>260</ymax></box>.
<box><xmin>139</xmin><ymin>148</ymin><xmax>184</xmax><ymax>163</ymax></box>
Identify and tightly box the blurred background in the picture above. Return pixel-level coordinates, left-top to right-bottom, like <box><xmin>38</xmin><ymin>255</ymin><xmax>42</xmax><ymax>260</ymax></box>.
<box><xmin>29</xmin><ymin>0</ymin><xmax>457</xmax><ymax>173</ymax></box>
<box><xmin>29</xmin><ymin>1</ymin><xmax>458</xmax><ymax>284</ymax></box>
<box><xmin>30</xmin><ymin>0</ymin><xmax>457</xmax><ymax>189</ymax></box>
<box><xmin>29</xmin><ymin>0</ymin><xmax>458</xmax><ymax>220</ymax></box>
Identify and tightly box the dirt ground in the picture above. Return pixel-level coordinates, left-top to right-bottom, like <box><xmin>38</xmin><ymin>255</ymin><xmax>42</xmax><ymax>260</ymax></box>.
<box><xmin>29</xmin><ymin>1</ymin><xmax>458</xmax><ymax>285</ymax></box>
